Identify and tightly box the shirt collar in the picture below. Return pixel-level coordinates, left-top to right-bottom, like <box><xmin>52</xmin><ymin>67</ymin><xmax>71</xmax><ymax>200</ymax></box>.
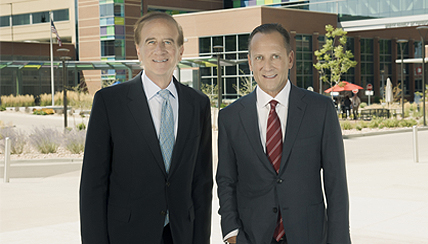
<box><xmin>256</xmin><ymin>80</ymin><xmax>291</xmax><ymax>109</ymax></box>
<box><xmin>141</xmin><ymin>70</ymin><xmax>177</xmax><ymax>100</ymax></box>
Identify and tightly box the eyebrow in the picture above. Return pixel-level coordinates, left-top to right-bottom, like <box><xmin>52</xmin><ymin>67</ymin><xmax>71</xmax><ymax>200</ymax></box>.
<box><xmin>144</xmin><ymin>37</ymin><xmax>175</xmax><ymax>43</ymax></box>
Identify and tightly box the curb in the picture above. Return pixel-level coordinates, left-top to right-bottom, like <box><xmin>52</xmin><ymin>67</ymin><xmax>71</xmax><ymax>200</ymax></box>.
<box><xmin>342</xmin><ymin>126</ymin><xmax>428</xmax><ymax>139</ymax></box>
<box><xmin>2</xmin><ymin>158</ymin><xmax>83</xmax><ymax>165</ymax></box>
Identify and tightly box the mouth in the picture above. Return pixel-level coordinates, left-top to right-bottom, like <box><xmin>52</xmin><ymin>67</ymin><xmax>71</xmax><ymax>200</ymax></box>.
<box><xmin>263</xmin><ymin>74</ymin><xmax>277</xmax><ymax>79</ymax></box>
<box><xmin>153</xmin><ymin>59</ymin><xmax>168</xmax><ymax>63</ymax></box>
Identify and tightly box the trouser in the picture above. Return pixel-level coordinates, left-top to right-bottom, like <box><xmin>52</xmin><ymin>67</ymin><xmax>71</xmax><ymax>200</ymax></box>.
<box><xmin>161</xmin><ymin>224</ymin><xmax>173</xmax><ymax>244</ymax></box>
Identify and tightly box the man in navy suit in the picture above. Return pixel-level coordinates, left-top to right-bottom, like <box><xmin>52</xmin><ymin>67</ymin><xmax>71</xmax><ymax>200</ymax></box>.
<box><xmin>217</xmin><ymin>23</ymin><xmax>351</xmax><ymax>244</ymax></box>
<box><xmin>80</xmin><ymin>12</ymin><xmax>212</xmax><ymax>244</ymax></box>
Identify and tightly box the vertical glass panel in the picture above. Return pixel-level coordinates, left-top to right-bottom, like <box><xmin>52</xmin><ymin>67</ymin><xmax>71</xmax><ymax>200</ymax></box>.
<box><xmin>115</xmin><ymin>25</ymin><xmax>125</xmax><ymax>35</ymax></box>
<box><xmin>226</xmin><ymin>66</ymin><xmax>236</xmax><ymax>75</ymax></box>
<box><xmin>0</xmin><ymin>16</ymin><xmax>10</xmax><ymax>27</ymax></box>
<box><xmin>213</xmin><ymin>36</ymin><xmax>223</xmax><ymax>48</ymax></box>
<box><xmin>199</xmin><ymin>37</ymin><xmax>211</xmax><ymax>54</ymax></box>
<box><xmin>101</xmin><ymin>40</ymin><xmax>115</xmax><ymax>56</ymax></box>
<box><xmin>53</xmin><ymin>9</ymin><xmax>69</xmax><ymax>21</ymax></box>
<box><xmin>114</xmin><ymin>4</ymin><xmax>124</xmax><ymax>17</ymax></box>
<box><xmin>225</xmin><ymin>35</ymin><xmax>236</xmax><ymax>52</ymax></box>
<box><xmin>106</xmin><ymin>26</ymin><xmax>115</xmax><ymax>35</ymax></box>
<box><xmin>32</xmin><ymin>11</ymin><xmax>49</xmax><ymax>24</ymax></box>
<box><xmin>100</xmin><ymin>26</ymin><xmax>107</xmax><ymax>35</ymax></box>
<box><xmin>226</xmin><ymin>78</ymin><xmax>236</xmax><ymax>94</ymax></box>
<box><xmin>12</xmin><ymin>14</ymin><xmax>30</xmax><ymax>26</ymax></box>
<box><xmin>100</xmin><ymin>4</ymin><xmax>114</xmax><ymax>17</ymax></box>
<box><xmin>115</xmin><ymin>40</ymin><xmax>125</xmax><ymax>58</ymax></box>
<box><xmin>238</xmin><ymin>34</ymin><xmax>249</xmax><ymax>51</ymax></box>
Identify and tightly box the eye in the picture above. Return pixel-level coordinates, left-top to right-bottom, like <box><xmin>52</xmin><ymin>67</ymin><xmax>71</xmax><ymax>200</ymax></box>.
<box><xmin>147</xmin><ymin>40</ymin><xmax>156</xmax><ymax>45</ymax></box>
<box><xmin>255</xmin><ymin>56</ymin><xmax>262</xmax><ymax>61</ymax></box>
<box><xmin>273</xmin><ymin>54</ymin><xmax>280</xmax><ymax>59</ymax></box>
<box><xmin>164</xmin><ymin>40</ymin><xmax>172</xmax><ymax>45</ymax></box>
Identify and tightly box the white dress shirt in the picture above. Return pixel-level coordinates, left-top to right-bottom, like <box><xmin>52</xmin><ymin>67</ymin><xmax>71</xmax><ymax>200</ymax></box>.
<box><xmin>141</xmin><ymin>71</ymin><xmax>179</xmax><ymax>139</ymax></box>
<box><xmin>223</xmin><ymin>80</ymin><xmax>291</xmax><ymax>242</ymax></box>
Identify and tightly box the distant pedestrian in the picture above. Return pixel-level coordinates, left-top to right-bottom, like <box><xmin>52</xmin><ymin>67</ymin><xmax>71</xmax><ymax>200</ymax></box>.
<box><xmin>351</xmin><ymin>93</ymin><xmax>361</xmax><ymax>120</ymax></box>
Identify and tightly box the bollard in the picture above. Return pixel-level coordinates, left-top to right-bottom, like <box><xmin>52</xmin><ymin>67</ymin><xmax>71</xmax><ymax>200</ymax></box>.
<box><xmin>4</xmin><ymin>137</ymin><xmax>11</xmax><ymax>183</ymax></box>
<box><xmin>412</xmin><ymin>126</ymin><xmax>419</xmax><ymax>163</ymax></box>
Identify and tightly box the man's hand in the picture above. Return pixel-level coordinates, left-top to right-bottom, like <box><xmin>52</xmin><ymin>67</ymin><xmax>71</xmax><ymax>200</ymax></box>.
<box><xmin>226</xmin><ymin>236</ymin><xmax>237</xmax><ymax>244</ymax></box>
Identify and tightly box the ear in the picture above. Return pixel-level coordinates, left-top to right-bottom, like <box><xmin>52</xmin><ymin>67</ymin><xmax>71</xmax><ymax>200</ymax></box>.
<box><xmin>247</xmin><ymin>54</ymin><xmax>253</xmax><ymax>72</ymax></box>
<box><xmin>178</xmin><ymin>45</ymin><xmax>184</xmax><ymax>62</ymax></box>
<box><xmin>288</xmin><ymin>50</ymin><xmax>295</xmax><ymax>70</ymax></box>
<box><xmin>135</xmin><ymin>44</ymin><xmax>141</xmax><ymax>59</ymax></box>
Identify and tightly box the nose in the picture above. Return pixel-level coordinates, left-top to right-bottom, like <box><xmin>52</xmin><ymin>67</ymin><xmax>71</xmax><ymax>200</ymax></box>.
<box><xmin>262</xmin><ymin>58</ymin><xmax>274</xmax><ymax>71</ymax></box>
<box><xmin>154</xmin><ymin>42</ymin><xmax>166</xmax><ymax>53</ymax></box>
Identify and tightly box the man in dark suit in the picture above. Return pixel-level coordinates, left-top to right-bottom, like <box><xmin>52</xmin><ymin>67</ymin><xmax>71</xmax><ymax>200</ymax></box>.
<box><xmin>80</xmin><ymin>12</ymin><xmax>212</xmax><ymax>244</ymax></box>
<box><xmin>216</xmin><ymin>23</ymin><xmax>351</xmax><ymax>244</ymax></box>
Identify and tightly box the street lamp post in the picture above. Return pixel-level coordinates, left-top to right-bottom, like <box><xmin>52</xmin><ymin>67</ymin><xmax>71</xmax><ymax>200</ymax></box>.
<box><xmin>213</xmin><ymin>45</ymin><xmax>223</xmax><ymax>108</ymax></box>
<box><xmin>397</xmin><ymin>39</ymin><xmax>408</xmax><ymax>120</ymax></box>
<box><xmin>57</xmin><ymin>48</ymin><xmax>71</xmax><ymax>128</ymax></box>
<box><xmin>417</xmin><ymin>26</ymin><xmax>428</xmax><ymax>126</ymax></box>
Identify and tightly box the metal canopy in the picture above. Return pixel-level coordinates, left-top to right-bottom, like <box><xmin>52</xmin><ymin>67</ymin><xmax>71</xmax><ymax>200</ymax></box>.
<box><xmin>395</xmin><ymin>57</ymin><xmax>428</xmax><ymax>64</ymax></box>
<box><xmin>0</xmin><ymin>56</ymin><xmax>247</xmax><ymax>71</ymax></box>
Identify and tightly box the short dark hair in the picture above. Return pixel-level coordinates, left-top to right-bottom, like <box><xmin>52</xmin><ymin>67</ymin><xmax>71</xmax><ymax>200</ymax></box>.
<box><xmin>134</xmin><ymin>12</ymin><xmax>184</xmax><ymax>46</ymax></box>
<box><xmin>248</xmin><ymin>23</ymin><xmax>292</xmax><ymax>55</ymax></box>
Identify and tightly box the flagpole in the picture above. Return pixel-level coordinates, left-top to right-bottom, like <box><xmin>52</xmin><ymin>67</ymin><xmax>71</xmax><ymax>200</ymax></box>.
<box><xmin>50</xmin><ymin>11</ymin><xmax>54</xmax><ymax>106</ymax></box>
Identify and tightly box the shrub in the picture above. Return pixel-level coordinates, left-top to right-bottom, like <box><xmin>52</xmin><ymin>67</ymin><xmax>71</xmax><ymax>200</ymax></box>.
<box><xmin>360</xmin><ymin>102</ymin><xmax>367</xmax><ymax>109</ymax></box>
<box><xmin>63</xmin><ymin>129</ymin><xmax>86</xmax><ymax>154</ymax></box>
<box><xmin>380</xmin><ymin>118</ymin><xmax>399</xmax><ymax>128</ymax></box>
<box><xmin>0</xmin><ymin>127</ymin><xmax>26</xmax><ymax>154</ymax></box>
<box><xmin>368</xmin><ymin>118</ymin><xmax>381</xmax><ymax>129</ymax></box>
<box><xmin>30</xmin><ymin>127</ymin><xmax>61</xmax><ymax>154</ymax></box>
<box><xmin>340</xmin><ymin>121</ymin><xmax>353</xmax><ymax>130</ymax></box>
<box><xmin>76</xmin><ymin>122</ymin><xmax>86</xmax><ymax>131</ymax></box>
<box><xmin>1</xmin><ymin>94</ymin><xmax>35</xmax><ymax>107</ymax></box>
<box><xmin>33</xmin><ymin>108</ymin><xmax>55</xmax><ymax>115</ymax></box>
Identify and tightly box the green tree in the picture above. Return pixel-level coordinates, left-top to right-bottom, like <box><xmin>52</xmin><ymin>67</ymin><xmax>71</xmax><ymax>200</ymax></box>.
<box><xmin>313</xmin><ymin>24</ymin><xmax>357</xmax><ymax>92</ymax></box>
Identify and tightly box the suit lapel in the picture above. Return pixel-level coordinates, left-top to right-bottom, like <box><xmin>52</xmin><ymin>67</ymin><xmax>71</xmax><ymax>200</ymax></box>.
<box><xmin>240</xmin><ymin>91</ymin><xmax>276</xmax><ymax>173</ymax></box>
<box><xmin>167</xmin><ymin>78</ymin><xmax>194</xmax><ymax>177</ymax></box>
<box><xmin>126</xmin><ymin>74</ymin><xmax>166</xmax><ymax>176</ymax></box>
<box><xmin>280</xmin><ymin>84</ymin><xmax>307</xmax><ymax>173</ymax></box>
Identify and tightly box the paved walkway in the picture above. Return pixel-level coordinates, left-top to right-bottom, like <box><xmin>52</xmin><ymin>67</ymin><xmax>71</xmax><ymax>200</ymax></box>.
<box><xmin>1</xmin><ymin>111</ymin><xmax>428</xmax><ymax>243</ymax></box>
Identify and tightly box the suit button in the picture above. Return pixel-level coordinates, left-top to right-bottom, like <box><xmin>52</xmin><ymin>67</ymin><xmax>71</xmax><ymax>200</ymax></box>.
<box><xmin>277</xmin><ymin>179</ymin><xmax>283</xmax><ymax>183</ymax></box>
<box><xmin>273</xmin><ymin>207</ymin><xmax>278</xmax><ymax>213</ymax></box>
<box><xmin>166</xmin><ymin>182</ymin><xmax>170</xmax><ymax>187</ymax></box>
<box><xmin>160</xmin><ymin>211</ymin><xmax>166</xmax><ymax>216</ymax></box>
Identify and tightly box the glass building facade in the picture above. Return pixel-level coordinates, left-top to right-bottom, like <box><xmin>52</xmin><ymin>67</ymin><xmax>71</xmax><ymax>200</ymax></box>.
<box><xmin>99</xmin><ymin>0</ymin><xmax>126</xmax><ymax>83</ymax></box>
<box><xmin>199</xmin><ymin>34</ymin><xmax>251</xmax><ymax>99</ymax></box>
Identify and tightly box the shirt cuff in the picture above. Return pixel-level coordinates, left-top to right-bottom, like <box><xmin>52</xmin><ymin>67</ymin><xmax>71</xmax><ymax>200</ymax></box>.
<box><xmin>224</xmin><ymin>229</ymin><xmax>239</xmax><ymax>241</ymax></box>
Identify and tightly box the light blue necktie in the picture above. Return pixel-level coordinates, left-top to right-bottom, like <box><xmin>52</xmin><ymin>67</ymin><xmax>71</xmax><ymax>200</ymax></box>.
<box><xmin>158</xmin><ymin>89</ymin><xmax>174</xmax><ymax>226</ymax></box>
<box><xmin>159</xmin><ymin>89</ymin><xmax>174</xmax><ymax>174</ymax></box>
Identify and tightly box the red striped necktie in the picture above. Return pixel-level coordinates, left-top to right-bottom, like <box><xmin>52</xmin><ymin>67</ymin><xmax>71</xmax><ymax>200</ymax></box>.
<box><xmin>266</xmin><ymin>100</ymin><xmax>285</xmax><ymax>241</ymax></box>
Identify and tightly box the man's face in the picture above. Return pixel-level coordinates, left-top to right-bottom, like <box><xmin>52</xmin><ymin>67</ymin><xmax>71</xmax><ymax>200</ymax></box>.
<box><xmin>248</xmin><ymin>31</ymin><xmax>294</xmax><ymax>97</ymax></box>
<box><xmin>135</xmin><ymin>18</ymin><xmax>183</xmax><ymax>83</ymax></box>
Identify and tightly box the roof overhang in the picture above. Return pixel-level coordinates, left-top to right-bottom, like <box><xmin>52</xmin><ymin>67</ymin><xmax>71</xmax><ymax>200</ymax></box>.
<box><xmin>340</xmin><ymin>14</ymin><xmax>428</xmax><ymax>32</ymax></box>
<box><xmin>0</xmin><ymin>56</ymin><xmax>248</xmax><ymax>71</ymax></box>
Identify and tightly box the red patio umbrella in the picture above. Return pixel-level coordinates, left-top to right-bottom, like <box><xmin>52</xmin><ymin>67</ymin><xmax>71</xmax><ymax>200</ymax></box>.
<box><xmin>324</xmin><ymin>81</ymin><xmax>363</xmax><ymax>93</ymax></box>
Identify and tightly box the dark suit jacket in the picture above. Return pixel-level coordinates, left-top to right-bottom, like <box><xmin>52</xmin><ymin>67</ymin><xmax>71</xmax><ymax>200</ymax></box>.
<box><xmin>216</xmin><ymin>84</ymin><xmax>351</xmax><ymax>244</ymax></box>
<box><xmin>80</xmin><ymin>73</ymin><xmax>213</xmax><ymax>244</ymax></box>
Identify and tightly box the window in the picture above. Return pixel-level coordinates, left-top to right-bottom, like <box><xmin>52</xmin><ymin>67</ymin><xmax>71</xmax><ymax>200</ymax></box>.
<box><xmin>101</xmin><ymin>40</ymin><xmax>115</xmax><ymax>56</ymax></box>
<box><xmin>114</xmin><ymin>4</ymin><xmax>124</xmax><ymax>17</ymax></box>
<box><xmin>0</xmin><ymin>16</ymin><xmax>10</xmax><ymax>27</ymax></box>
<box><xmin>100</xmin><ymin>4</ymin><xmax>114</xmax><ymax>17</ymax></box>
<box><xmin>53</xmin><ymin>9</ymin><xmax>69</xmax><ymax>22</ymax></box>
<box><xmin>199</xmin><ymin>34</ymin><xmax>250</xmax><ymax>99</ymax></box>
<box><xmin>360</xmin><ymin>38</ymin><xmax>374</xmax><ymax>90</ymax></box>
<box><xmin>343</xmin><ymin>37</ymin><xmax>355</xmax><ymax>84</ymax></box>
<box><xmin>12</xmin><ymin>14</ymin><xmax>30</xmax><ymax>26</ymax></box>
<box><xmin>295</xmin><ymin>34</ymin><xmax>313</xmax><ymax>89</ymax></box>
<box><xmin>33</xmin><ymin>11</ymin><xmax>49</xmax><ymax>24</ymax></box>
